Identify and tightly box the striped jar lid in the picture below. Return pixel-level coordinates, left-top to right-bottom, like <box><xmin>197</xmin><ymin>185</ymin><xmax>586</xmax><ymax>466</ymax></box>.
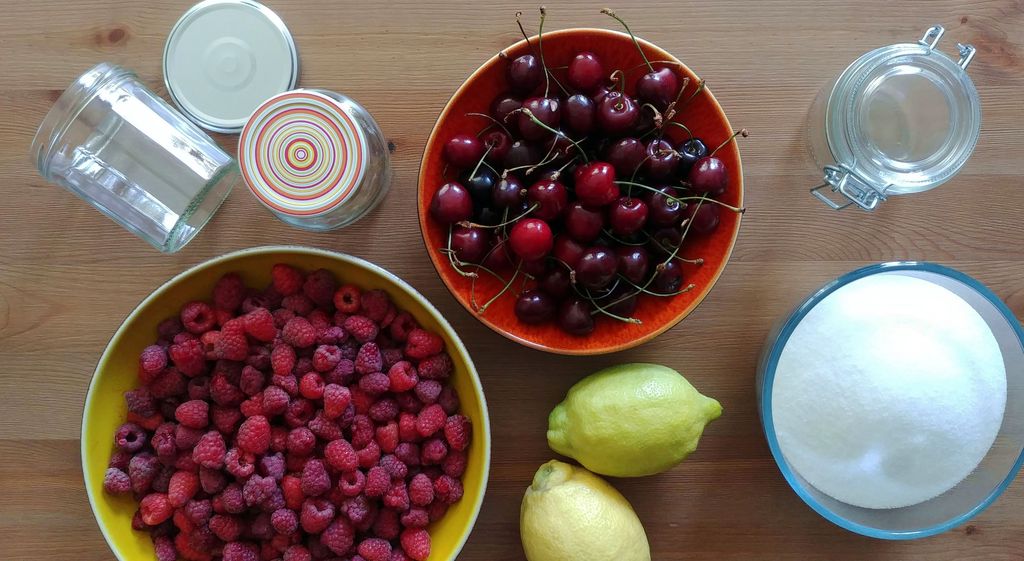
<box><xmin>239</xmin><ymin>90</ymin><xmax>367</xmax><ymax>217</ymax></box>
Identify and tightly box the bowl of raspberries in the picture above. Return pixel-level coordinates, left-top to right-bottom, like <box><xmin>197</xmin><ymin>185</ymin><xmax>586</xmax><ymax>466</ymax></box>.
<box><xmin>82</xmin><ymin>246</ymin><xmax>490</xmax><ymax>561</ymax></box>
<box><xmin>417</xmin><ymin>10</ymin><xmax>745</xmax><ymax>355</ymax></box>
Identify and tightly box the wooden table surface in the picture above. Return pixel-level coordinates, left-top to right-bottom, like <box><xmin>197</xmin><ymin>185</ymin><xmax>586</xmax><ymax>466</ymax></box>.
<box><xmin>2</xmin><ymin>0</ymin><xmax>1024</xmax><ymax>559</ymax></box>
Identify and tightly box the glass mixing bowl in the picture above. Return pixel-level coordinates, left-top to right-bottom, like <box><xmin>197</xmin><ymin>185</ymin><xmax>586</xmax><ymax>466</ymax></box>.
<box><xmin>757</xmin><ymin>262</ymin><xmax>1024</xmax><ymax>539</ymax></box>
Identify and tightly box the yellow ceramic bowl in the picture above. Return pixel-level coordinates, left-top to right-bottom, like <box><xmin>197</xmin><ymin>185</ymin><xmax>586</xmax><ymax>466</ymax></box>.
<box><xmin>82</xmin><ymin>246</ymin><xmax>491</xmax><ymax>561</ymax></box>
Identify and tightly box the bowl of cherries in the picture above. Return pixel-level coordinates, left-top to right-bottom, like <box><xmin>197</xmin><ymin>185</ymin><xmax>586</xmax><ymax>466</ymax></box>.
<box><xmin>418</xmin><ymin>8</ymin><xmax>745</xmax><ymax>355</ymax></box>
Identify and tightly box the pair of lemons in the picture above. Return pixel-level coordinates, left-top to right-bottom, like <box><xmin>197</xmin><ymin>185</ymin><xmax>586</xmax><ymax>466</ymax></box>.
<box><xmin>520</xmin><ymin>363</ymin><xmax>722</xmax><ymax>561</ymax></box>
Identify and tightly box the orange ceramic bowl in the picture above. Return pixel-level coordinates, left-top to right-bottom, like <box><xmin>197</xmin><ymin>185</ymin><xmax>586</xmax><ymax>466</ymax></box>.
<box><xmin>418</xmin><ymin>28</ymin><xmax>743</xmax><ymax>355</ymax></box>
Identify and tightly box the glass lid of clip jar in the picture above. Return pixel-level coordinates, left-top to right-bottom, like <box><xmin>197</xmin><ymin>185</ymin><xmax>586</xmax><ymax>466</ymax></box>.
<box><xmin>809</xmin><ymin>25</ymin><xmax>980</xmax><ymax>210</ymax></box>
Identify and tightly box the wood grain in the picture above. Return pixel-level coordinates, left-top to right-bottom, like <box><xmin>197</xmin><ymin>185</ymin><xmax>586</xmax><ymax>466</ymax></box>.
<box><xmin>1</xmin><ymin>0</ymin><xmax>1023</xmax><ymax>559</ymax></box>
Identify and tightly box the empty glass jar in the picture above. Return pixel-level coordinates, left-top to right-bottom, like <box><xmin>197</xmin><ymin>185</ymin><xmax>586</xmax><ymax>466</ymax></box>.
<box><xmin>808</xmin><ymin>26</ymin><xmax>980</xmax><ymax>210</ymax></box>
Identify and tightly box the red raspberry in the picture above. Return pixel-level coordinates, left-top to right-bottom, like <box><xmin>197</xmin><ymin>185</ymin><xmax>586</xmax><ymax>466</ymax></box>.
<box><xmin>262</xmin><ymin>385</ymin><xmax>290</xmax><ymax>416</ymax></box>
<box><xmin>357</xmin><ymin>441</ymin><xmax>381</xmax><ymax>469</ymax></box>
<box><xmin>318</xmin><ymin>517</ymin><xmax>353</xmax><ymax>555</ymax></box>
<box><xmin>307</xmin><ymin>308</ymin><xmax>331</xmax><ymax>329</ymax></box>
<box><xmin>320</xmin><ymin>438</ymin><xmax>356</xmax><ymax>472</ymax></box>
<box><xmin>169</xmin><ymin>339</ymin><xmax>207</xmax><ymax>378</ymax></box>
<box><xmin>155</xmin><ymin>423</ymin><xmax>181</xmax><ymax>461</ymax></box>
<box><xmin>213</xmin><ymin>330</ymin><xmax>248</xmax><ymax>362</ymax></box>
<box><xmin>355</xmin><ymin>342</ymin><xmax>383</xmax><ymax>375</ymax></box>
<box><xmin>174</xmin><ymin>400</ymin><xmax>209</xmax><ymax>429</ymax></box>
<box><xmin>404</xmin><ymin>329</ymin><xmax>443</xmax><ymax>361</ymax></box>
<box><xmin>272</xmin><ymin>264</ymin><xmax>305</xmax><ymax>296</ymax></box>
<box><xmin>433</xmin><ymin>474</ymin><xmax>464</xmax><ymax>504</ymax></box>
<box><xmin>388</xmin><ymin>312</ymin><xmax>418</xmax><ymax>343</ymax></box>
<box><xmin>398</xmin><ymin>413</ymin><xmax>420</xmax><ymax>443</ymax></box>
<box><xmin>437</xmin><ymin>386</ymin><xmax>460</xmax><ymax>415</ymax></box>
<box><xmin>379</xmin><ymin>454</ymin><xmax>408</xmax><ymax>480</ymax></box>
<box><xmin>408</xmin><ymin>473</ymin><xmax>434</xmax><ymax>507</ymax></box>
<box><xmin>416</xmin><ymin>404</ymin><xmax>446</xmax><ymax>438</ymax></box>
<box><xmin>338</xmin><ymin>468</ymin><xmax>366</xmax><ymax>497</ymax></box>
<box><xmin>390</xmin><ymin>549</ymin><xmax>414</xmax><ymax>561</ymax></box>
<box><xmin>343</xmin><ymin>315</ymin><xmax>379</xmax><ymax>344</ymax></box>
<box><xmin>302</xmin><ymin>268</ymin><xmax>337</xmax><ymax>308</ymax></box>
<box><xmin>282</xmin><ymin>294</ymin><xmax>315</xmax><ymax>316</ymax></box>
<box><xmin>224</xmin><ymin>447</ymin><xmax>256</xmax><ymax>479</ymax></box>
<box><xmin>270</xmin><ymin>507</ymin><xmax>298</xmax><ymax>535</ymax></box>
<box><xmin>239</xmin><ymin>366</ymin><xmax>265</xmax><ymax>396</ymax></box>
<box><xmin>168</xmin><ymin>470</ymin><xmax>200</xmax><ymax>507</ymax></box>
<box><xmin>383</xmin><ymin>481</ymin><xmax>410</xmax><ymax>511</ymax></box>
<box><xmin>272</xmin><ymin>374</ymin><xmax>299</xmax><ymax>397</ymax></box>
<box><xmin>421</xmin><ymin>437</ymin><xmax>448</xmax><ymax>465</ymax></box>
<box><xmin>140</xmin><ymin>493</ymin><xmax>173</xmax><ymax>525</ymax></box>
<box><xmin>359</xmin><ymin>372</ymin><xmax>390</xmax><ymax>396</ymax></box>
<box><xmin>323</xmin><ymin>384</ymin><xmax>351</xmax><ymax>419</ymax></box>
<box><xmin>375</xmin><ymin>422</ymin><xmax>399</xmax><ymax>453</ymax></box>
<box><xmin>299</xmin><ymin>498</ymin><xmax>334</xmax><ymax>534</ymax></box>
<box><xmin>427</xmin><ymin>501</ymin><xmax>448</xmax><ymax>522</ymax></box>
<box><xmin>317</xmin><ymin>326</ymin><xmax>348</xmax><ymax>346</ymax></box>
<box><xmin>209</xmin><ymin>513</ymin><xmax>243</xmax><ymax>542</ymax></box>
<box><xmin>199</xmin><ymin>467</ymin><xmax>227</xmax><ymax>494</ymax></box>
<box><xmin>417</xmin><ymin>352</ymin><xmax>453</xmax><ymax>380</ymax></box>
<box><xmin>139</xmin><ymin>345</ymin><xmax>169</xmax><ymax>382</ymax></box>
<box><xmin>151</xmin><ymin>368</ymin><xmax>190</xmax><ymax>399</ymax></box>
<box><xmin>104</xmin><ymin>467</ymin><xmax>131</xmax><ymax>494</ymax></box>
<box><xmin>350</xmin><ymin>415</ymin><xmax>374</xmax><ymax>449</ymax></box>
<box><xmin>282</xmin><ymin>317</ymin><xmax>316</xmax><ymax>348</ymax></box>
<box><xmin>210</xmin><ymin>374</ymin><xmax>243</xmax><ymax>407</ymax></box>
<box><xmin>294</xmin><ymin>356</ymin><xmax>314</xmax><ymax>376</ymax></box>
<box><xmin>184</xmin><ymin>499</ymin><xmax>212</xmax><ymax>526</ymax></box>
<box><xmin>284</xmin><ymin>398</ymin><xmax>315</xmax><ymax>428</ymax></box>
<box><xmin>192</xmin><ymin>431</ymin><xmax>226</xmax><ymax>469</ymax></box>
<box><xmin>124</xmin><ymin>387</ymin><xmax>156</xmax><ymax>417</ymax></box>
<box><xmin>350</xmin><ymin>387</ymin><xmax>375</xmax><ymax>415</ymax></box>
<box><xmin>367</xmin><ymin>398</ymin><xmax>397</xmax><ymax>423</ymax></box>
<box><xmin>240</xmin><ymin>396</ymin><xmax>261</xmax><ymax>418</ymax></box>
<box><xmin>394</xmin><ymin>443</ymin><xmax>420</xmax><ymax>467</ymax></box>
<box><xmin>359</xmin><ymin>289</ymin><xmax>391</xmax><ymax>323</ymax></box>
<box><xmin>325</xmin><ymin>358</ymin><xmax>356</xmax><ymax>386</ymax></box>
<box><xmin>222</xmin><ymin>541</ymin><xmax>259</xmax><ymax>561</ymax></box>
<box><xmin>400</xmin><ymin>528</ymin><xmax>431</xmax><ymax>561</ymax></box>
<box><xmin>273</xmin><ymin>308</ymin><xmax>296</xmax><ymax>328</ymax></box>
<box><xmin>312</xmin><ymin>345</ymin><xmax>342</xmax><ymax>372</ymax></box>
<box><xmin>213</xmin><ymin>308</ymin><xmax>235</xmax><ymax>328</ymax></box>
<box><xmin>300</xmin><ymin>459</ymin><xmax>331</xmax><ymax>497</ymax></box>
<box><xmin>154</xmin><ymin>535</ymin><xmax>177</xmax><ymax>561</ymax></box>
<box><xmin>443</xmin><ymin>449</ymin><xmax>468</xmax><ymax>477</ymax></box>
<box><xmin>211</xmin><ymin>405</ymin><xmax>242</xmax><ymax>435</ymax></box>
<box><xmin>395</xmin><ymin>391</ymin><xmax>423</xmax><ymax>414</ymax></box>
<box><xmin>387</xmin><ymin>362</ymin><xmax>418</xmax><ymax>392</ymax></box>
<box><xmin>400</xmin><ymin>507</ymin><xmax>429</xmax><ymax>529</ymax></box>
<box><xmin>308</xmin><ymin>411</ymin><xmax>342</xmax><ymax>441</ymax></box>
<box><xmin>243</xmin><ymin>474</ymin><xmax>277</xmax><ymax>506</ymax></box>
<box><xmin>271</xmin><ymin>344</ymin><xmax>297</xmax><ymax>376</ymax></box>
<box><xmin>381</xmin><ymin>347</ymin><xmax>403</xmax><ymax>371</ymax></box>
<box><xmin>187</xmin><ymin>376</ymin><xmax>211</xmax><ymax>401</ymax></box>
<box><xmin>373</xmin><ymin>508</ymin><xmax>401</xmax><ymax>540</ymax></box>
<box><xmin>212</xmin><ymin>273</ymin><xmax>246</xmax><ymax>311</ymax></box>
<box><xmin>109</xmin><ymin>449</ymin><xmax>132</xmax><ymax>471</ymax></box>
<box><xmin>237</xmin><ymin>415</ymin><xmax>271</xmax><ymax>454</ymax></box>
<box><xmin>284</xmin><ymin>545</ymin><xmax>311</xmax><ymax>561</ymax></box>
<box><xmin>269</xmin><ymin>427</ymin><xmax>288</xmax><ymax>454</ymax></box>
<box><xmin>358</xmin><ymin>538</ymin><xmax>392</xmax><ymax>561</ymax></box>
<box><xmin>281</xmin><ymin>475</ymin><xmax>303</xmax><ymax>510</ymax></box>
<box><xmin>443</xmin><ymin>414</ymin><xmax>471</xmax><ymax>451</ymax></box>
<box><xmin>241</xmin><ymin>307</ymin><xmax>277</xmax><ymax>343</ymax></box>
<box><xmin>333</xmin><ymin>285</ymin><xmax>361</xmax><ymax>314</ymax></box>
<box><xmin>364</xmin><ymin>466</ymin><xmax>390</xmax><ymax>497</ymax></box>
<box><xmin>114</xmin><ymin>422</ymin><xmax>147</xmax><ymax>453</ymax></box>
<box><xmin>174</xmin><ymin>532</ymin><xmax>213</xmax><ymax>561</ymax></box>
<box><xmin>181</xmin><ymin>301</ymin><xmax>217</xmax><ymax>335</ymax></box>
<box><xmin>151</xmin><ymin>464</ymin><xmax>175</xmax><ymax>493</ymax></box>
<box><xmin>158</xmin><ymin>317</ymin><xmax>184</xmax><ymax>338</ymax></box>
<box><xmin>299</xmin><ymin>372</ymin><xmax>325</xmax><ymax>399</ymax></box>
<box><xmin>413</xmin><ymin>380</ymin><xmax>441</xmax><ymax>405</ymax></box>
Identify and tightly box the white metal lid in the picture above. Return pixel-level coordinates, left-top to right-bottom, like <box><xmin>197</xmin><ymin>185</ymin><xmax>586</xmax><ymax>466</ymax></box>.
<box><xmin>163</xmin><ymin>0</ymin><xmax>299</xmax><ymax>133</ymax></box>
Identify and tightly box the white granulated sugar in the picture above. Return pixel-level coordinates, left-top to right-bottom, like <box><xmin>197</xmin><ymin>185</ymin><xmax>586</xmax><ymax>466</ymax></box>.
<box><xmin>772</xmin><ymin>273</ymin><xmax>1007</xmax><ymax>509</ymax></box>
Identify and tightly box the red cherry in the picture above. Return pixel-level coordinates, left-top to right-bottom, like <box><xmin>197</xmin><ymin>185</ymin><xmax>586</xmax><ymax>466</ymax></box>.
<box><xmin>443</xmin><ymin>134</ymin><xmax>485</xmax><ymax>168</ymax></box>
<box><xmin>492</xmin><ymin>95</ymin><xmax>523</xmax><ymax>132</ymax></box>
<box><xmin>573</xmin><ymin>162</ymin><xmax>620</xmax><ymax>208</ymax></box>
<box><xmin>553</xmin><ymin>235</ymin><xmax>586</xmax><ymax>269</ymax></box>
<box><xmin>564</xmin><ymin>202</ymin><xmax>604</xmax><ymax>243</ymax></box>
<box><xmin>567</xmin><ymin>51</ymin><xmax>605</xmax><ymax>93</ymax></box>
<box><xmin>608</xmin><ymin>197</ymin><xmax>649</xmax><ymax>236</ymax></box>
<box><xmin>688</xmin><ymin>156</ymin><xmax>728</xmax><ymax>197</ymax></box>
<box><xmin>596</xmin><ymin>91</ymin><xmax>639</xmax><ymax>135</ymax></box>
<box><xmin>508</xmin><ymin>55</ymin><xmax>543</xmax><ymax>93</ymax></box>
<box><xmin>683</xmin><ymin>203</ymin><xmax>721</xmax><ymax>235</ymax></box>
<box><xmin>518</xmin><ymin>97</ymin><xmax>561</xmax><ymax>141</ymax></box>
<box><xmin>636</xmin><ymin>67</ymin><xmax>680</xmax><ymax>108</ymax></box>
<box><xmin>482</xmin><ymin>130</ymin><xmax>512</xmax><ymax>163</ymax></box>
<box><xmin>643</xmin><ymin>139</ymin><xmax>680</xmax><ymax>180</ymax></box>
<box><xmin>429</xmin><ymin>182</ymin><xmax>473</xmax><ymax>224</ymax></box>
<box><xmin>527</xmin><ymin>179</ymin><xmax>569</xmax><ymax>221</ymax></box>
<box><xmin>509</xmin><ymin>219</ymin><xmax>553</xmax><ymax>261</ymax></box>
<box><xmin>604</xmin><ymin>138</ymin><xmax>646</xmax><ymax>178</ymax></box>
<box><xmin>450</xmin><ymin>226</ymin><xmax>490</xmax><ymax>263</ymax></box>
<box><xmin>483</xmin><ymin>238</ymin><xmax>514</xmax><ymax>270</ymax></box>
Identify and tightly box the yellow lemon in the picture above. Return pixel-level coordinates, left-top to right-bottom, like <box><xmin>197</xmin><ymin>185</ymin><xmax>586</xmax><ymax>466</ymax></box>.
<box><xmin>520</xmin><ymin>460</ymin><xmax>650</xmax><ymax>561</ymax></box>
<box><xmin>548</xmin><ymin>363</ymin><xmax>722</xmax><ymax>477</ymax></box>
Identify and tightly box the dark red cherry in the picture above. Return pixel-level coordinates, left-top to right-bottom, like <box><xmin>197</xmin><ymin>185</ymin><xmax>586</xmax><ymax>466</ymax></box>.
<box><xmin>515</xmin><ymin>289</ymin><xmax>557</xmax><ymax>324</ymax></box>
<box><xmin>509</xmin><ymin>218</ymin><xmax>553</xmax><ymax>261</ymax></box>
<box><xmin>429</xmin><ymin>182</ymin><xmax>473</xmax><ymax>224</ymax></box>
<box><xmin>483</xmin><ymin>238</ymin><xmax>514</xmax><ymax>270</ymax></box>
<box><xmin>645</xmin><ymin>186</ymin><xmax>684</xmax><ymax>228</ymax></box>
<box><xmin>503</xmin><ymin>140</ymin><xmax>540</xmax><ymax>170</ymax></box>
<box><xmin>492</xmin><ymin>175</ymin><xmax>525</xmax><ymax>209</ymax></box>
<box><xmin>519</xmin><ymin>258</ymin><xmax>549</xmax><ymax>277</ymax></box>
<box><xmin>689</xmin><ymin>156</ymin><xmax>728</xmax><ymax>197</ymax></box>
<box><xmin>538</xmin><ymin>267</ymin><xmax>571</xmax><ymax>298</ymax></box>
<box><xmin>450</xmin><ymin>226</ymin><xmax>490</xmax><ymax>263</ymax></box>
<box><xmin>458</xmin><ymin>167</ymin><xmax>498</xmax><ymax>207</ymax></box>
<box><xmin>596</xmin><ymin>92</ymin><xmax>640</xmax><ymax>135</ymax></box>
<box><xmin>649</xmin><ymin>226</ymin><xmax>682</xmax><ymax>255</ymax></box>
<box><xmin>643</xmin><ymin>139</ymin><xmax>680</xmax><ymax>180</ymax></box>
<box><xmin>526</xmin><ymin>179</ymin><xmax>569</xmax><ymax>221</ymax></box>
<box><xmin>444</xmin><ymin>134</ymin><xmax>485</xmax><ymax>168</ymax></box>
<box><xmin>518</xmin><ymin>97</ymin><xmax>561</xmax><ymax>141</ymax></box>
<box><xmin>606</xmin><ymin>285</ymin><xmax>639</xmax><ymax>317</ymax></box>
<box><xmin>636</xmin><ymin>67</ymin><xmax>680</xmax><ymax>108</ymax></box>
<box><xmin>492</xmin><ymin>95</ymin><xmax>523</xmax><ymax>131</ymax></box>
<box><xmin>558</xmin><ymin>299</ymin><xmax>595</xmax><ymax>336</ymax></box>
<box><xmin>604</xmin><ymin>138</ymin><xmax>646</xmax><ymax>178</ymax></box>
<box><xmin>573</xmin><ymin>161</ymin><xmax>620</xmax><ymax>208</ymax></box>
<box><xmin>592</xmin><ymin>84</ymin><xmax>614</xmax><ymax>105</ymax></box>
<box><xmin>508</xmin><ymin>55</ymin><xmax>543</xmax><ymax>94</ymax></box>
<box><xmin>553</xmin><ymin>235</ymin><xmax>586</xmax><ymax>269</ymax></box>
<box><xmin>543</xmin><ymin>132</ymin><xmax>575</xmax><ymax>163</ymax></box>
<box><xmin>651</xmin><ymin>260</ymin><xmax>684</xmax><ymax>293</ymax></box>
<box><xmin>567</xmin><ymin>51</ymin><xmax>605</xmax><ymax>93</ymax></box>
<box><xmin>576</xmin><ymin>247</ymin><xmax>617</xmax><ymax>290</ymax></box>
<box><xmin>683</xmin><ymin>203</ymin><xmax>721</xmax><ymax>235</ymax></box>
<box><xmin>615</xmin><ymin>245</ymin><xmax>650</xmax><ymax>284</ymax></box>
<box><xmin>564</xmin><ymin>202</ymin><xmax>605</xmax><ymax>243</ymax></box>
<box><xmin>482</xmin><ymin>130</ymin><xmax>512</xmax><ymax>163</ymax></box>
<box><xmin>563</xmin><ymin>94</ymin><xmax>596</xmax><ymax>135</ymax></box>
<box><xmin>676</xmin><ymin>138</ymin><xmax>707</xmax><ymax>175</ymax></box>
<box><xmin>608</xmin><ymin>197</ymin><xmax>649</xmax><ymax>236</ymax></box>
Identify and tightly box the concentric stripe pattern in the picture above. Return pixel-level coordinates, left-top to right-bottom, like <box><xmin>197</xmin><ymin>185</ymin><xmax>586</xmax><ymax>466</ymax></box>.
<box><xmin>239</xmin><ymin>90</ymin><xmax>367</xmax><ymax>216</ymax></box>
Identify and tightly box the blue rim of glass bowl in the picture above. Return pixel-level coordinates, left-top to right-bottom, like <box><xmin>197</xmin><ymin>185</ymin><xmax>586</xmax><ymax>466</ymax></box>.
<box><xmin>759</xmin><ymin>261</ymin><xmax>1024</xmax><ymax>540</ymax></box>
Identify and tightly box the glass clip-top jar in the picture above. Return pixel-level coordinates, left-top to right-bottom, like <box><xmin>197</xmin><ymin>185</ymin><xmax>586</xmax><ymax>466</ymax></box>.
<box><xmin>808</xmin><ymin>25</ymin><xmax>979</xmax><ymax>210</ymax></box>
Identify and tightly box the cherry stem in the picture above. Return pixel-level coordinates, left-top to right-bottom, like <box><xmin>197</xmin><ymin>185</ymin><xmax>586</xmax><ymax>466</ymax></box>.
<box><xmin>588</xmin><ymin>291</ymin><xmax>643</xmax><ymax>324</ymax></box>
<box><xmin>514</xmin><ymin>107</ymin><xmax>590</xmax><ymax>162</ymax></box>
<box><xmin>443</xmin><ymin>227</ymin><xmax>478</xmax><ymax>279</ymax></box>
<box><xmin>662</xmin><ymin>76</ymin><xmax>691</xmax><ymax>122</ymax></box>
<box><xmin>609</xmin><ymin>69</ymin><xmax>626</xmax><ymax>96</ymax></box>
<box><xmin>458</xmin><ymin>203</ymin><xmax>538</xmax><ymax>229</ymax></box>
<box><xmin>710</xmin><ymin>129</ymin><xmax>749</xmax><ymax>157</ymax></box>
<box><xmin>601</xmin><ymin>9</ymin><xmax>653</xmax><ymax>72</ymax></box>
<box><xmin>466</xmin><ymin>112</ymin><xmax>512</xmax><ymax>137</ymax></box>
<box><xmin>515</xmin><ymin>12</ymin><xmax>533</xmax><ymax>49</ymax></box>
<box><xmin>614</xmin><ymin>181</ymin><xmax>746</xmax><ymax>214</ymax></box>
<box><xmin>678</xmin><ymin>79</ymin><xmax>706</xmax><ymax>110</ymax></box>
<box><xmin>620</xmin><ymin>275</ymin><xmax>697</xmax><ymax>297</ymax></box>
<box><xmin>476</xmin><ymin>264</ymin><xmax>520</xmax><ymax>314</ymax></box>
<box><xmin>665</xmin><ymin>121</ymin><xmax>694</xmax><ymax>141</ymax></box>
<box><xmin>468</xmin><ymin>144</ymin><xmax>494</xmax><ymax>180</ymax></box>
<box><xmin>623</xmin><ymin>60</ymin><xmax>684</xmax><ymax>75</ymax></box>
<box><xmin>538</xmin><ymin>6</ymin><xmax>551</xmax><ymax>98</ymax></box>
<box><xmin>641</xmin><ymin>103</ymin><xmax>664</xmax><ymax>129</ymax></box>
<box><xmin>602</xmin><ymin>228</ymin><xmax>649</xmax><ymax>246</ymax></box>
